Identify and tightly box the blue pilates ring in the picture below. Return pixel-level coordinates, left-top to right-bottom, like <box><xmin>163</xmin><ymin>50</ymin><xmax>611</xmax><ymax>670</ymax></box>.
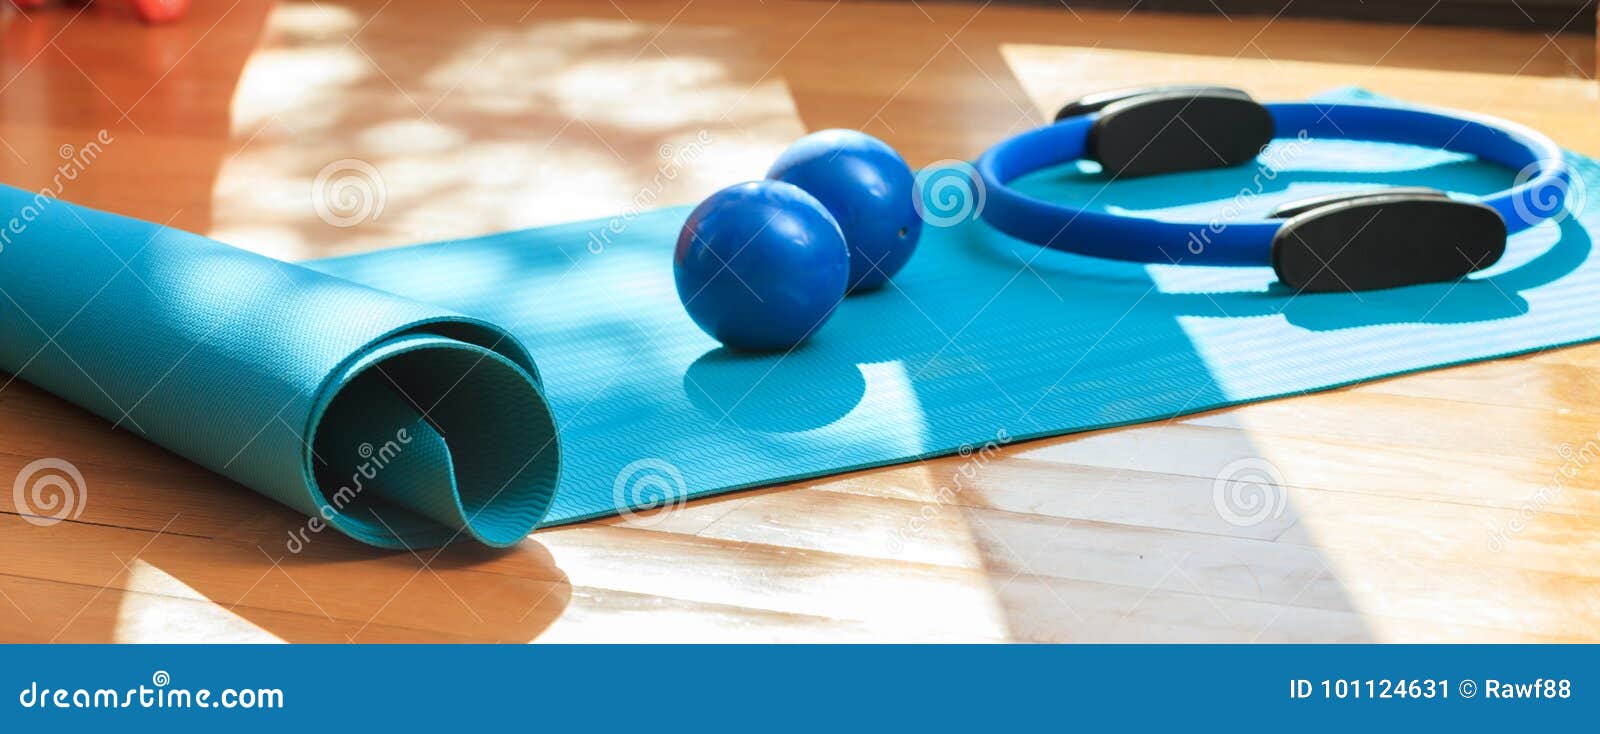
<box><xmin>975</xmin><ymin>86</ymin><xmax>1573</xmax><ymax>292</ymax></box>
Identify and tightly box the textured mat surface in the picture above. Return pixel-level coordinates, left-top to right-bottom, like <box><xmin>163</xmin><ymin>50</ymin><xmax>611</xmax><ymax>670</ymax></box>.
<box><xmin>3</xmin><ymin>90</ymin><xmax>1597</xmax><ymax>546</ymax></box>
<box><xmin>314</xmin><ymin>90</ymin><xmax>1600</xmax><ymax>528</ymax></box>
<box><xmin>0</xmin><ymin>188</ymin><xmax>561</xmax><ymax>550</ymax></box>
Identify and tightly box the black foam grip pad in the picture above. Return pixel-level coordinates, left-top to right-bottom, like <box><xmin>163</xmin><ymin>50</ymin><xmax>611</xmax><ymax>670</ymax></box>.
<box><xmin>1089</xmin><ymin>92</ymin><xmax>1274</xmax><ymax>178</ymax></box>
<box><xmin>1272</xmin><ymin>196</ymin><xmax>1507</xmax><ymax>293</ymax></box>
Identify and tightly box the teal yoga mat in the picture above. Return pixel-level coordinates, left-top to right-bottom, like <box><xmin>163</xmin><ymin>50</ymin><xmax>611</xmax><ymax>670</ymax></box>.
<box><xmin>2</xmin><ymin>89</ymin><xmax>1596</xmax><ymax>548</ymax></box>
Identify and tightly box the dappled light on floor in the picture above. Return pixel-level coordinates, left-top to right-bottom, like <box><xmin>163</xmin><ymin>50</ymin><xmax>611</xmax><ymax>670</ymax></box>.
<box><xmin>208</xmin><ymin>6</ymin><xmax>806</xmax><ymax>260</ymax></box>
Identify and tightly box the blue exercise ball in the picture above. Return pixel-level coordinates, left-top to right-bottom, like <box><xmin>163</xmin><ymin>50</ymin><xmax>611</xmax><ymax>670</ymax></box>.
<box><xmin>767</xmin><ymin>129</ymin><xmax>922</xmax><ymax>292</ymax></box>
<box><xmin>674</xmin><ymin>181</ymin><xmax>850</xmax><ymax>352</ymax></box>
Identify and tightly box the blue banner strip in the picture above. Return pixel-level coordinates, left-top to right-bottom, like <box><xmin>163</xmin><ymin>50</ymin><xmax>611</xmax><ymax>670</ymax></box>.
<box><xmin>2</xmin><ymin>645</ymin><xmax>1594</xmax><ymax>732</ymax></box>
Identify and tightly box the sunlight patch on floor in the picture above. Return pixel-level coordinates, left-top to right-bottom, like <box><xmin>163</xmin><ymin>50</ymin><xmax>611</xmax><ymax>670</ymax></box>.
<box><xmin>114</xmin><ymin>560</ymin><xmax>283</xmax><ymax>643</ymax></box>
<box><xmin>209</xmin><ymin>8</ymin><xmax>805</xmax><ymax>260</ymax></box>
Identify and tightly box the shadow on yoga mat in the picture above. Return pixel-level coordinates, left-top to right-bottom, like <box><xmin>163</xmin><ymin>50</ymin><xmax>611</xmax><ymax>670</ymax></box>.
<box><xmin>2</xmin><ymin>91</ymin><xmax>1597</xmax><ymax>559</ymax></box>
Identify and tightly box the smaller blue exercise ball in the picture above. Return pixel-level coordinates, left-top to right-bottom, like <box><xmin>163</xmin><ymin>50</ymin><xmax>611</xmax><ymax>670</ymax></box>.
<box><xmin>767</xmin><ymin>129</ymin><xmax>922</xmax><ymax>292</ymax></box>
<box><xmin>674</xmin><ymin>181</ymin><xmax>850</xmax><ymax>352</ymax></box>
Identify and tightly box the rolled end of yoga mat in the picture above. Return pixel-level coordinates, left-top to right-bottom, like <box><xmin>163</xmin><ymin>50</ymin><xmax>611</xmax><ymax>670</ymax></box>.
<box><xmin>0</xmin><ymin>184</ymin><xmax>560</xmax><ymax>549</ymax></box>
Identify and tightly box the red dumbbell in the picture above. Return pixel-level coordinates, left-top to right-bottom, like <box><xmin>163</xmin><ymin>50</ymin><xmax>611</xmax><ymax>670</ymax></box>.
<box><xmin>6</xmin><ymin>0</ymin><xmax>189</xmax><ymax>24</ymax></box>
<box><xmin>130</xmin><ymin>0</ymin><xmax>187</xmax><ymax>23</ymax></box>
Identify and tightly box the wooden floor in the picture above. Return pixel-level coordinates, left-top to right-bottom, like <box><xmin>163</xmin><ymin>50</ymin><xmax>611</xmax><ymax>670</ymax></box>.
<box><xmin>1</xmin><ymin>0</ymin><xmax>1599</xmax><ymax>642</ymax></box>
